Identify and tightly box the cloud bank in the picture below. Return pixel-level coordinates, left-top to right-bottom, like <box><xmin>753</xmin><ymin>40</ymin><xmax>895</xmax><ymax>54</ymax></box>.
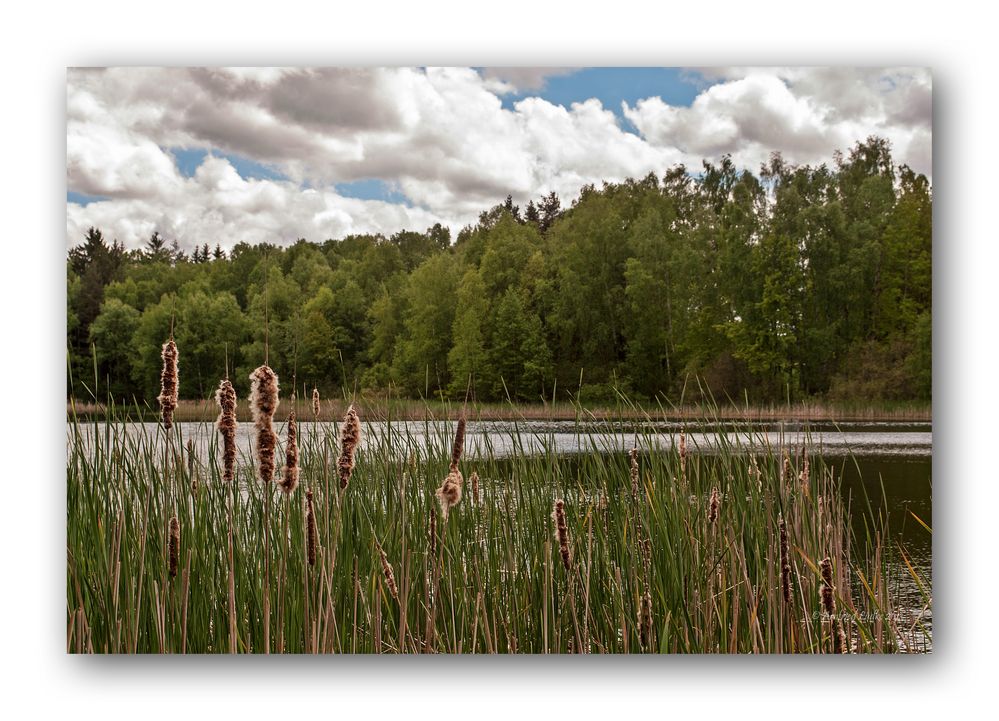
<box><xmin>66</xmin><ymin>66</ymin><xmax>931</xmax><ymax>250</ymax></box>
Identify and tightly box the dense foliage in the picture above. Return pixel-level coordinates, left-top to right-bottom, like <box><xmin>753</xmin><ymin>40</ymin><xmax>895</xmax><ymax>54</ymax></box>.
<box><xmin>67</xmin><ymin>137</ymin><xmax>931</xmax><ymax>404</ymax></box>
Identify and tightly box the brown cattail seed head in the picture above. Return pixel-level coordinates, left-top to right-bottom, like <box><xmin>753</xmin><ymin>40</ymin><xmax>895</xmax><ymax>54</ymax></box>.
<box><xmin>158</xmin><ymin>339</ymin><xmax>179</xmax><ymax>430</ymax></box>
<box><xmin>305</xmin><ymin>489</ymin><xmax>318</xmax><ymax>567</ymax></box>
<box><xmin>629</xmin><ymin>447</ymin><xmax>639</xmax><ymax>498</ymax></box>
<box><xmin>428</xmin><ymin>505</ymin><xmax>438</xmax><ymax>558</ymax></box>
<box><xmin>215</xmin><ymin>378</ymin><xmax>238</xmax><ymax>483</ymax></box>
<box><xmin>553</xmin><ymin>499</ymin><xmax>571</xmax><ymax>570</ymax></box>
<box><xmin>640</xmin><ymin>588</ymin><xmax>653</xmax><ymax>649</ymax></box>
<box><xmin>782</xmin><ymin>451</ymin><xmax>794</xmax><ymax>488</ymax></box>
<box><xmin>311</xmin><ymin>387</ymin><xmax>320</xmax><ymax>419</ymax></box>
<box><xmin>779</xmin><ymin>516</ymin><xmax>792</xmax><ymax>604</ymax></box>
<box><xmin>280</xmin><ymin>410</ymin><xmax>299</xmax><ymax>494</ymax></box>
<box><xmin>436</xmin><ymin>467</ymin><xmax>463</xmax><ymax>518</ymax></box>
<box><xmin>168</xmin><ymin>516</ymin><xmax>180</xmax><ymax>578</ymax></box>
<box><xmin>470</xmin><ymin>471</ymin><xmax>480</xmax><ymax>506</ymax></box>
<box><xmin>708</xmin><ymin>486</ymin><xmax>720</xmax><ymax>524</ymax></box>
<box><xmin>450</xmin><ymin>416</ymin><xmax>466</xmax><ymax>471</ymax></box>
<box><xmin>799</xmin><ymin>456</ymin><xmax>811</xmax><ymax>496</ymax></box>
<box><xmin>249</xmin><ymin>365</ymin><xmax>279</xmax><ymax>484</ymax></box>
<box><xmin>820</xmin><ymin>556</ymin><xmax>835</xmax><ymax>616</ymax></box>
<box><xmin>377</xmin><ymin>543</ymin><xmax>399</xmax><ymax>600</ymax></box>
<box><xmin>338</xmin><ymin>404</ymin><xmax>361</xmax><ymax>489</ymax></box>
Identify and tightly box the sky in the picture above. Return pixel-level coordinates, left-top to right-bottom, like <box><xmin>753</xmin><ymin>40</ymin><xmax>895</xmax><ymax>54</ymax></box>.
<box><xmin>66</xmin><ymin>66</ymin><xmax>932</xmax><ymax>251</ymax></box>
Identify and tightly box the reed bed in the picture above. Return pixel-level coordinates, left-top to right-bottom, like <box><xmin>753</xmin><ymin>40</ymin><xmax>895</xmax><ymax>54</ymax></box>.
<box><xmin>66</xmin><ymin>395</ymin><xmax>931</xmax><ymax>654</ymax></box>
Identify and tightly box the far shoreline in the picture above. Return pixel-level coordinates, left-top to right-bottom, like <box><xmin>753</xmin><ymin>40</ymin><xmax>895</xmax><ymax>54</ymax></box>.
<box><xmin>67</xmin><ymin>397</ymin><xmax>931</xmax><ymax>424</ymax></box>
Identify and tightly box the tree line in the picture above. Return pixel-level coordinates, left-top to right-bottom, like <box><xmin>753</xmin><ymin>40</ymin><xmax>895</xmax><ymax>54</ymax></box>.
<box><xmin>67</xmin><ymin>136</ymin><xmax>931</xmax><ymax>406</ymax></box>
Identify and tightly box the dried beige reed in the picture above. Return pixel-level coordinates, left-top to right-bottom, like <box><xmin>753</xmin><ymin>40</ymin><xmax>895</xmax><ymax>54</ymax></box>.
<box><xmin>249</xmin><ymin>365</ymin><xmax>280</xmax><ymax>484</ymax></box>
<box><xmin>708</xmin><ymin>486</ymin><xmax>720</xmax><ymax>524</ymax></box>
<box><xmin>305</xmin><ymin>489</ymin><xmax>318</xmax><ymax>567</ymax></box>
<box><xmin>377</xmin><ymin>542</ymin><xmax>399</xmax><ymax>600</ymax></box>
<box><xmin>629</xmin><ymin>447</ymin><xmax>639</xmax><ymax>498</ymax></box>
<box><xmin>553</xmin><ymin>499</ymin><xmax>571</xmax><ymax>570</ymax></box>
<box><xmin>338</xmin><ymin>404</ymin><xmax>361</xmax><ymax>489</ymax></box>
<box><xmin>640</xmin><ymin>588</ymin><xmax>653</xmax><ymax>649</ymax></box>
<box><xmin>311</xmin><ymin>387</ymin><xmax>320</xmax><ymax>419</ymax></box>
<box><xmin>158</xmin><ymin>339</ymin><xmax>179</xmax><ymax>429</ymax></box>
<box><xmin>215</xmin><ymin>378</ymin><xmax>238</xmax><ymax>483</ymax></box>
<box><xmin>450</xmin><ymin>416</ymin><xmax>466</xmax><ymax>471</ymax></box>
<box><xmin>280</xmin><ymin>408</ymin><xmax>299</xmax><ymax>494</ymax></box>
<box><xmin>436</xmin><ymin>467</ymin><xmax>463</xmax><ymax>518</ymax></box>
<box><xmin>168</xmin><ymin>516</ymin><xmax>180</xmax><ymax>578</ymax></box>
<box><xmin>470</xmin><ymin>470</ymin><xmax>480</xmax><ymax>506</ymax></box>
<box><xmin>779</xmin><ymin>515</ymin><xmax>792</xmax><ymax>604</ymax></box>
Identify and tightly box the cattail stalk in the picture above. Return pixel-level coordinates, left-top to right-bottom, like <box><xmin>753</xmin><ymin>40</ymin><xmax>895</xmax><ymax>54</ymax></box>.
<box><xmin>249</xmin><ymin>365</ymin><xmax>279</xmax><ymax>484</ymax></box>
<box><xmin>553</xmin><ymin>499</ymin><xmax>571</xmax><ymax>570</ymax></box>
<box><xmin>168</xmin><ymin>516</ymin><xmax>180</xmax><ymax>578</ymax></box>
<box><xmin>215</xmin><ymin>378</ymin><xmax>237</xmax><ymax>483</ymax></box>
<box><xmin>470</xmin><ymin>471</ymin><xmax>480</xmax><ymax>506</ymax></box>
<box><xmin>708</xmin><ymin>486</ymin><xmax>720</xmax><ymax>524</ymax></box>
<box><xmin>158</xmin><ymin>339</ymin><xmax>179</xmax><ymax>429</ymax></box>
<box><xmin>640</xmin><ymin>588</ymin><xmax>653</xmax><ymax>649</ymax></box>
<box><xmin>820</xmin><ymin>556</ymin><xmax>847</xmax><ymax>653</ymax></box>
<box><xmin>305</xmin><ymin>489</ymin><xmax>318</xmax><ymax>567</ymax></box>
<box><xmin>338</xmin><ymin>405</ymin><xmax>361</xmax><ymax>489</ymax></box>
<box><xmin>280</xmin><ymin>408</ymin><xmax>299</xmax><ymax>494</ymax></box>
<box><xmin>779</xmin><ymin>516</ymin><xmax>792</xmax><ymax>604</ymax></box>
<box><xmin>377</xmin><ymin>542</ymin><xmax>399</xmax><ymax>600</ymax></box>
<box><xmin>428</xmin><ymin>505</ymin><xmax>438</xmax><ymax>559</ymax></box>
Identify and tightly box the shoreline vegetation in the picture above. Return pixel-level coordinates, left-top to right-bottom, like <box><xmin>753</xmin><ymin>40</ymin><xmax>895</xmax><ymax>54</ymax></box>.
<box><xmin>67</xmin><ymin>362</ymin><xmax>932</xmax><ymax>653</ymax></box>
<box><xmin>68</xmin><ymin>396</ymin><xmax>932</xmax><ymax>424</ymax></box>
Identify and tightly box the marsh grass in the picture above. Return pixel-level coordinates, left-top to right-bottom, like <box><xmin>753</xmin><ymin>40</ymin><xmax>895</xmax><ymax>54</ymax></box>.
<box><xmin>65</xmin><ymin>394</ymin><xmax>931</xmax><ymax>654</ymax></box>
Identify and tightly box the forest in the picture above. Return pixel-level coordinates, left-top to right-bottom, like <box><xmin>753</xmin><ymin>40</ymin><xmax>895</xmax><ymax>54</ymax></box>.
<box><xmin>66</xmin><ymin>136</ymin><xmax>931</xmax><ymax>406</ymax></box>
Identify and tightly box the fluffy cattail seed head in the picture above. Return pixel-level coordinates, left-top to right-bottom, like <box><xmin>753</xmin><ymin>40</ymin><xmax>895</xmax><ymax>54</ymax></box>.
<box><xmin>280</xmin><ymin>409</ymin><xmax>299</xmax><ymax>494</ymax></box>
<box><xmin>436</xmin><ymin>467</ymin><xmax>463</xmax><ymax>518</ymax></box>
<box><xmin>470</xmin><ymin>471</ymin><xmax>480</xmax><ymax>506</ymax></box>
<box><xmin>158</xmin><ymin>339</ymin><xmax>179</xmax><ymax>429</ymax></box>
<box><xmin>215</xmin><ymin>378</ymin><xmax>238</xmax><ymax>483</ymax></box>
<box><xmin>168</xmin><ymin>516</ymin><xmax>180</xmax><ymax>578</ymax></box>
<box><xmin>708</xmin><ymin>486</ymin><xmax>720</xmax><ymax>524</ymax></box>
<box><xmin>377</xmin><ymin>543</ymin><xmax>399</xmax><ymax>600</ymax></box>
<box><xmin>305</xmin><ymin>489</ymin><xmax>318</xmax><ymax>567</ymax></box>
<box><xmin>779</xmin><ymin>516</ymin><xmax>792</xmax><ymax>604</ymax></box>
<box><xmin>553</xmin><ymin>499</ymin><xmax>571</xmax><ymax>571</ymax></box>
<box><xmin>338</xmin><ymin>405</ymin><xmax>361</xmax><ymax>489</ymax></box>
<box><xmin>249</xmin><ymin>365</ymin><xmax>280</xmax><ymax>484</ymax></box>
<box><xmin>311</xmin><ymin>387</ymin><xmax>320</xmax><ymax>419</ymax></box>
<box><xmin>450</xmin><ymin>416</ymin><xmax>466</xmax><ymax>471</ymax></box>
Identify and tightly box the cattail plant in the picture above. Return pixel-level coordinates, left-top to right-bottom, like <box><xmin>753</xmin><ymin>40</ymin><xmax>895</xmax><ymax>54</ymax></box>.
<box><xmin>640</xmin><ymin>588</ymin><xmax>653</xmax><ymax>649</ymax></box>
<box><xmin>820</xmin><ymin>556</ymin><xmax>848</xmax><ymax>653</ymax></box>
<box><xmin>782</xmin><ymin>451</ymin><xmax>794</xmax><ymax>489</ymax></box>
<box><xmin>168</xmin><ymin>516</ymin><xmax>180</xmax><ymax>578</ymax></box>
<box><xmin>799</xmin><ymin>455</ymin><xmax>811</xmax><ymax>496</ymax></box>
<box><xmin>338</xmin><ymin>404</ymin><xmax>360</xmax><ymax>490</ymax></box>
<box><xmin>186</xmin><ymin>438</ymin><xmax>197</xmax><ymax>492</ymax></box>
<box><xmin>436</xmin><ymin>467</ymin><xmax>463</xmax><ymax>519</ymax></box>
<box><xmin>428</xmin><ymin>505</ymin><xmax>438</xmax><ymax>558</ymax></box>
<box><xmin>450</xmin><ymin>416</ymin><xmax>466</xmax><ymax>469</ymax></box>
<box><xmin>629</xmin><ymin>447</ymin><xmax>639</xmax><ymax>498</ymax></box>
<box><xmin>779</xmin><ymin>515</ymin><xmax>792</xmax><ymax>604</ymax></box>
<box><xmin>311</xmin><ymin>387</ymin><xmax>320</xmax><ymax>420</ymax></box>
<box><xmin>158</xmin><ymin>339</ymin><xmax>179</xmax><ymax>430</ymax></box>
<box><xmin>377</xmin><ymin>542</ymin><xmax>399</xmax><ymax>600</ymax></box>
<box><xmin>305</xmin><ymin>489</ymin><xmax>318</xmax><ymax>567</ymax></box>
<box><xmin>280</xmin><ymin>407</ymin><xmax>299</xmax><ymax>494</ymax></box>
<box><xmin>215</xmin><ymin>378</ymin><xmax>237</xmax><ymax>483</ymax></box>
<box><xmin>470</xmin><ymin>471</ymin><xmax>480</xmax><ymax>506</ymax></box>
<box><xmin>553</xmin><ymin>499</ymin><xmax>571</xmax><ymax>571</ymax></box>
<box><xmin>249</xmin><ymin>365</ymin><xmax>280</xmax><ymax>484</ymax></box>
<box><xmin>708</xmin><ymin>486</ymin><xmax>720</xmax><ymax>524</ymax></box>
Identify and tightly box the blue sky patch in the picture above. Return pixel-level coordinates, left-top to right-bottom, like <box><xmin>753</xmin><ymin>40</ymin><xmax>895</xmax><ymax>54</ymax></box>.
<box><xmin>335</xmin><ymin>178</ymin><xmax>411</xmax><ymax>205</ymax></box>
<box><xmin>500</xmin><ymin>67</ymin><xmax>704</xmax><ymax>130</ymax></box>
<box><xmin>169</xmin><ymin>147</ymin><xmax>288</xmax><ymax>182</ymax></box>
<box><xmin>67</xmin><ymin>191</ymin><xmax>109</xmax><ymax>206</ymax></box>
